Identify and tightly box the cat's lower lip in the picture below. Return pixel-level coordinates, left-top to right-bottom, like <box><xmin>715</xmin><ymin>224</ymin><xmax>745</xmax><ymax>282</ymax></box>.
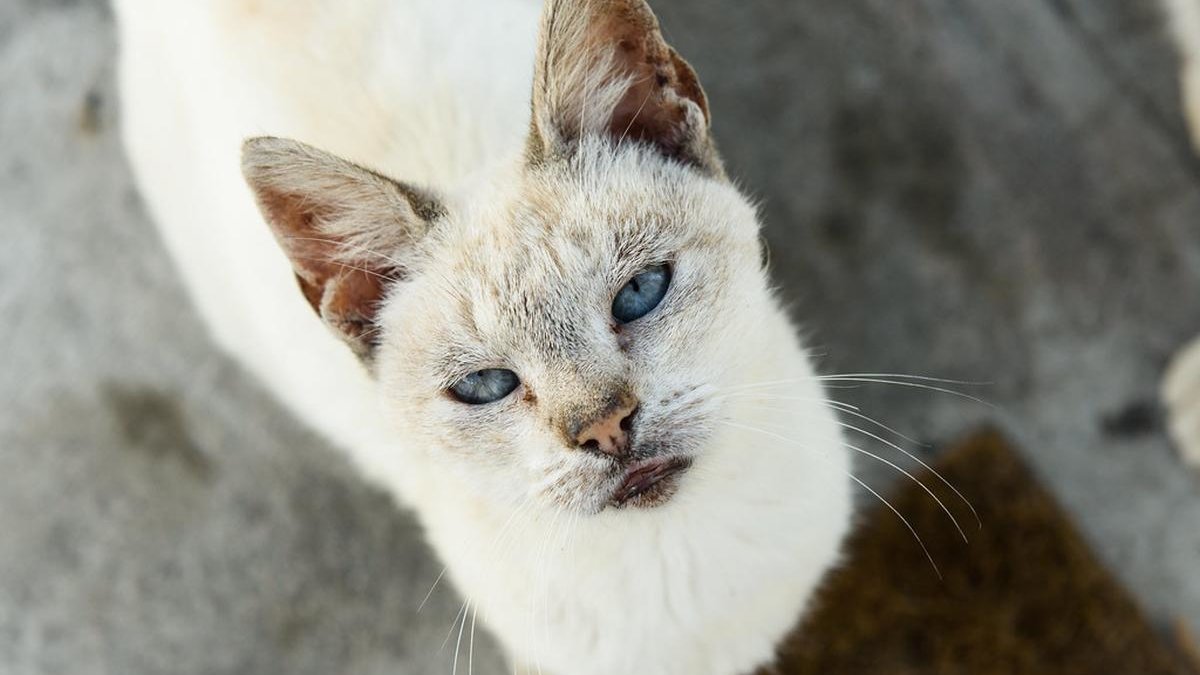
<box><xmin>610</xmin><ymin>456</ymin><xmax>692</xmax><ymax>508</ymax></box>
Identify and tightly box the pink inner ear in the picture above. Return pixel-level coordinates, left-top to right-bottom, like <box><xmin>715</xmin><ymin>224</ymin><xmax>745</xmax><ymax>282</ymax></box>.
<box><xmin>293</xmin><ymin>267</ymin><xmax>391</xmax><ymax>358</ymax></box>
<box><xmin>591</xmin><ymin>4</ymin><xmax>709</xmax><ymax>157</ymax></box>
<box><xmin>321</xmin><ymin>268</ymin><xmax>391</xmax><ymax>347</ymax></box>
<box><xmin>259</xmin><ymin>186</ymin><xmax>395</xmax><ymax>353</ymax></box>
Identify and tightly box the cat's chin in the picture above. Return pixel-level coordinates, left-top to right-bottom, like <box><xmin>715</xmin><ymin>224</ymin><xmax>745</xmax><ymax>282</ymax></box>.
<box><xmin>607</xmin><ymin>455</ymin><xmax>692</xmax><ymax>510</ymax></box>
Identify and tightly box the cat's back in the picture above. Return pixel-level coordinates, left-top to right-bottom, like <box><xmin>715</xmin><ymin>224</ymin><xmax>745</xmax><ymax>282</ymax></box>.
<box><xmin>115</xmin><ymin>0</ymin><xmax>540</xmax><ymax>185</ymax></box>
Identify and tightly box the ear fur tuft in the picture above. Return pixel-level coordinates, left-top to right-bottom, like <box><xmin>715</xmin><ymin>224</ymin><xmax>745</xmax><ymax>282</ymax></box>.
<box><xmin>241</xmin><ymin>136</ymin><xmax>442</xmax><ymax>362</ymax></box>
<box><xmin>527</xmin><ymin>0</ymin><xmax>723</xmax><ymax>175</ymax></box>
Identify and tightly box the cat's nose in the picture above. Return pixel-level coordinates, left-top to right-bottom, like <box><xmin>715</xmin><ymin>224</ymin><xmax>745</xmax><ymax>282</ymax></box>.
<box><xmin>574</xmin><ymin>396</ymin><xmax>639</xmax><ymax>458</ymax></box>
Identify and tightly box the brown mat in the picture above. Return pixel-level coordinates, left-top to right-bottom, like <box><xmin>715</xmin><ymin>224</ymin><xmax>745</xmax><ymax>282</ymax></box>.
<box><xmin>759</xmin><ymin>429</ymin><xmax>1198</xmax><ymax>675</ymax></box>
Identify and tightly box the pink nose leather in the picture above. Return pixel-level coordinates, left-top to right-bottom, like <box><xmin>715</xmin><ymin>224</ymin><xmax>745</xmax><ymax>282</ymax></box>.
<box><xmin>575</xmin><ymin>398</ymin><xmax>638</xmax><ymax>457</ymax></box>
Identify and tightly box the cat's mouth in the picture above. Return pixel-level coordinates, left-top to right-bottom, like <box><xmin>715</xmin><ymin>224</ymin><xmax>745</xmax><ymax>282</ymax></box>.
<box><xmin>609</xmin><ymin>456</ymin><xmax>692</xmax><ymax>509</ymax></box>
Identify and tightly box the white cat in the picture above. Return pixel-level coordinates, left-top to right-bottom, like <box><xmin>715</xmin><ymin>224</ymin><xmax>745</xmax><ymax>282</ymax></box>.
<box><xmin>113</xmin><ymin>1</ymin><xmax>852</xmax><ymax>673</ymax></box>
<box><xmin>1163</xmin><ymin>0</ymin><xmax>1200</xmax><ymax>468</ymax></box>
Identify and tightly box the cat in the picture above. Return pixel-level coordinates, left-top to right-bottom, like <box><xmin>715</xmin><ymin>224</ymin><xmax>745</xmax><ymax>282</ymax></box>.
<box><xmin>1163</xmin><ymin>0</ymin><xmax>1200</xmax><ymax>468</ymax></box>
<box><xmin>113</xmin><ymin>0</ymin><xmax>853</xmax><ymax>673</ymax></box>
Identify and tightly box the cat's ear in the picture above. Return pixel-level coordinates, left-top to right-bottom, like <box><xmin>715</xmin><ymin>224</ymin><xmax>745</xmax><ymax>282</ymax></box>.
<box><xmin>527</xmin><ymin>0</ymin><xmax>722</xmax><ymax>175</ymax></box>
<box><xmin>241</xmin><ymin>137</ymin><xmax>443</xmax><ymax>362</ymax></box>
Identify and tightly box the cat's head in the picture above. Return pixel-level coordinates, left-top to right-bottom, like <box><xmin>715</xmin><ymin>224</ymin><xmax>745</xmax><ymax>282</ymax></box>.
<box><xmin>242</xmin><ymin>0</ymin><xmax>779</xmax><ymax>514</ymax></box>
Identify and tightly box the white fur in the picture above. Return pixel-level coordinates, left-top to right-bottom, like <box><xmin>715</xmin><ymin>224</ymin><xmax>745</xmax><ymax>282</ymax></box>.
<box><xmin>1162</xmin><ymin>0</ymin><xmax>1200</xmax><ymax>468</ymax></box>
<box><xmin>1164</xmin><ymin>337</ymin><xmax>1200</xmax><ymax>468</ymax></box>
<box><xmin>1165</xmin><ymin>0</ymin><xmax>1200</xmax><ymax>150</ymax></box>
<box><xmin>114</xmin><ymin>2</ymin><xmax>852</xmax><ymax>674</ymax></box>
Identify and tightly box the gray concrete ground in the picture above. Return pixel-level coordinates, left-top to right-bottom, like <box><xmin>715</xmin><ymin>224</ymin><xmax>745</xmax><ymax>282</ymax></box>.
<box><xmin>1</xmin><ymin>0</ymin><xmax>1199</xmax><ymax>673</ymax></box>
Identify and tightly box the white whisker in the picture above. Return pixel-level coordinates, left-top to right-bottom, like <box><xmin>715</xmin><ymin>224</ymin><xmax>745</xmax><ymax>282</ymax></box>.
<box><xmin>290</xmin><ymin>255</ymin><xmax>394</xmax><ymax>282</ymax></box>
<box><xmin>734</xmin><ymin>396</ymin><xmax>924</xmax><ymax>447</ymax></box>
<box><xmin>451</xmin><ymin>599</ymin><xmax>470</xmax><ymax>675</ymax></box>
<box><xmin>618</xmin><ymin>79</ymin><xmax>655</xmax><ymax>145</ymax></box>
<box><xmin>468</xmin><ymin>603</ymin><xmax>478</xmax><ymax>675</ymax></box>
<box><xmin>441</xmin><ymin>601</ymin><xmax>469</xmax><ymax>653</ymax></box>
<box><xmin>713</xmin><ymin>378</ymin><xmax>861</xmax><ymax>396</ymax></box>
<box><xmin>282</xmin><ymin>235</ymin><xmax>406</xmax><ymax>267</ymax></box>
<box><xmin>712</xmin><ymin>390</ymin><xmax>862</xmax><ymax>412</ymax></box>
<box><xmin>819</xmin><ymin>372</ymin><xmax>991</xmax><ymax>385</ymax></box>
<box><xmin>712</xmin><ymin>372</ymin><xmax>992</xmax><ymax>408</ymax></box>
<box><xmin>815</xmin><ymin>376</ymin><xmax>994</xmax><ymax>408</ymax></box>
<box><xmin>417</xmin><ymin>567</ymin><xmax>446</xmax><ymax>613</ymax></box>
<box><xmin>823</xmin><ymin>402</ymin><xmax>926</xmax><ymax>447</ymax></box>
<box><xmin>836</xmin><ymin>421</ymin><xmax>980</xmax><ymax>528</ymax></box>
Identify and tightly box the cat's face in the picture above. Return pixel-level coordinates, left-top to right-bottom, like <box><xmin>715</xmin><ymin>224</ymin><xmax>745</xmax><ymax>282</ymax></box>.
<box><xmin>376</xmin><ymin>139</ymin><xmax>766</xmax><ymax>513</ymax></box>
<box><xmin>241</xmin><ymin>0</ymin><xmax>769</xmax><ymax>514</ymax></box>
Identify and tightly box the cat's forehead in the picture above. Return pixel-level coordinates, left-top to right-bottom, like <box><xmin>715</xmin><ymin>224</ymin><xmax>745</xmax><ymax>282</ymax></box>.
<box><xmin>400</xmin><ymin>144</ymin><xmax>758</xmax><ymax>366</ymax></box>
<box><xmin>443</xmin><ymin>146</ymin><xmax>703</xmax><ymax>285</ymax></box>
<box><xmin>441</xmin><ymin>216</ymin><xmax>615</xmax><ymax>360</ymax></box>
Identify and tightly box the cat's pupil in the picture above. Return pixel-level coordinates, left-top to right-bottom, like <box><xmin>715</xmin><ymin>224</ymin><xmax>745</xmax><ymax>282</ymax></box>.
<box><xmin>450</xmin><ymin>368</ymin><xmax>520</xmax><ymax>405</ymax></box>
<box><xmin>612</xmin><ymin>264</ymin><xmax>671</xmax><ymax>324</ymax></box>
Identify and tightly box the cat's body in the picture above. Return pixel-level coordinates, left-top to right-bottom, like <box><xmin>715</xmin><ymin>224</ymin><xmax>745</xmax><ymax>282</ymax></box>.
<box><xmin>114</xmin><ymin>1</ymin><xmax>852</xmax><ymax>673</ymax></box>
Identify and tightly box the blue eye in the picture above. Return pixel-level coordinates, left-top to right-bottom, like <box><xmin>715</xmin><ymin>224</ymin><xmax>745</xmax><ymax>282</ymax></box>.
<box><xmin>612</xmin><ymin>264</ymin><xmax>671</xmax><ymax>324</ymax></box>
<box><xmin>450</xmin><ymin>368</ymin><xmax>520</xmax><ymax>404</ymax></box>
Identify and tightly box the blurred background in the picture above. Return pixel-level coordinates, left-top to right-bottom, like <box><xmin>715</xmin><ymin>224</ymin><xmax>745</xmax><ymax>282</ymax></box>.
<box><xmin>1</xmin><ymin>0</ymin><xmax>1198</xmax><ymax>673</ymax></box>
